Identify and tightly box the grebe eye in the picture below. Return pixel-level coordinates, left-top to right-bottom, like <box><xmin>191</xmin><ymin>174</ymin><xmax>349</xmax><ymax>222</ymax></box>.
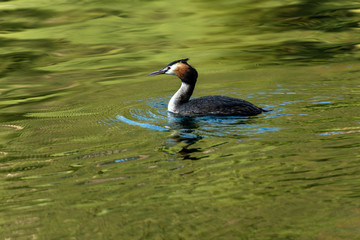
<box><xmin>167</xmin><ymin>67</ymin><xmax>171</xmax><ymax>70</ymax></box>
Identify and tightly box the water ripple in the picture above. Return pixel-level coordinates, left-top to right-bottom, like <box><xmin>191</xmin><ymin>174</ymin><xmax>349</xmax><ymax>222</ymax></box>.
<box><xmin>105</xmin><ymin>97</ymin><xmax>282</xmax><ymax>138</ymax></box>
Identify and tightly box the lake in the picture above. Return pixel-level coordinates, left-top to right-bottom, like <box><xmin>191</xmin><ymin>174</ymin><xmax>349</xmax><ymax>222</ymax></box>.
<box><xmin>1</xmin><ymin>0</ymin><xmax>360</xmax><ymax>239</ymax></box>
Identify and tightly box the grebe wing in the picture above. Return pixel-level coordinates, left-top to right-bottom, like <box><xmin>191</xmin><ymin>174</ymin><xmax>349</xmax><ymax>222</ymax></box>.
<box><xmin>178</xmin><ymin>96</ymin><xmax>264</xmax><ymax>116</ymax></box>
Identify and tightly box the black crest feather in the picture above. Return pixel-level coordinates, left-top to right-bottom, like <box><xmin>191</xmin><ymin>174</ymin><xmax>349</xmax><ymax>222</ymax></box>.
<box><xmin>167</xmin><ymin>58</ymin><xmax>189</xmax><ymax>66</ymax></box>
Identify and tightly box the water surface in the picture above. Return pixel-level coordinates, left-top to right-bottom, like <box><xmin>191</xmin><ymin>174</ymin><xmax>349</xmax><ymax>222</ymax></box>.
<box><xmin>1</xmin><ymin>0</ymin><xmax>360</xmax><ymax>239</ymax></box>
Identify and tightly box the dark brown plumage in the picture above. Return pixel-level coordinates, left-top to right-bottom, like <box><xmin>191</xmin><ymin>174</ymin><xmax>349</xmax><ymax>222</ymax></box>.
<box><xmin>177</xmin><ymin>96</ymin><xmax>264</xmax><ymax>116</ymax></box>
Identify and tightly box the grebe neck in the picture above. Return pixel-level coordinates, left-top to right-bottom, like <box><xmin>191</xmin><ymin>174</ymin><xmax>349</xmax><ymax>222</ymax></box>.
<box><xmin>168</xmin><ymin>82</ymin><xmax>195</xmax><ymax>113</ymax></box>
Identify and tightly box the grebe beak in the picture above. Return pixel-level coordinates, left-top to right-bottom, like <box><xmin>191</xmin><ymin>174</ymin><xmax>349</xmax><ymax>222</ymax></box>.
<box><xmin>148</xmin><ymin>68</ymin><xmax>167</xmax><ymax>76</ymax></box>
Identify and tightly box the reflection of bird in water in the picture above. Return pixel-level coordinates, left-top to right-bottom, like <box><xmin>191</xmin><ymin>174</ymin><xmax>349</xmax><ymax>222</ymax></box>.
<box><xmin>149</xmin><ymin>58</ymin><xmax>268</xmax><ymax>116</ymax></box>
<box><xmin>164</xmin><ymin>116</ymin><xmax>203</xmax><ymax>160</ymax></box>
<box><xmin>164</xmin><ymin>115</ymin><xmax>244</xmax><ymax>161</ymax></box>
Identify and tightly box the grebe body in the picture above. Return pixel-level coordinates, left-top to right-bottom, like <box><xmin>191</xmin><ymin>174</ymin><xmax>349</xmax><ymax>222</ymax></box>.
<box><xmin>149</xmin><ymin>59</ymin><xmax>267</xmax><ymax>116</ymax></box>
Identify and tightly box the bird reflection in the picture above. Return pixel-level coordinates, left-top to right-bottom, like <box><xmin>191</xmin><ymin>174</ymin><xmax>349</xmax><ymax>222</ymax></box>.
<box><xmin>161</xmin><ymin>113</ymin><xmax>204</xmax><ymax>160</ymax></box>
<box><xmin>161</xmin><ymin>112</ymin><xmax>257</xmax><ymax>160</ymax></box>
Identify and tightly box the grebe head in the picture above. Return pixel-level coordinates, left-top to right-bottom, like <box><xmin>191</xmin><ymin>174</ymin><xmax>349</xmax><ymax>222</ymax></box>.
<box><xmin>148</xmin><ymin>58</ymin><xmax>198</xmax><ymax>84</ymax></box>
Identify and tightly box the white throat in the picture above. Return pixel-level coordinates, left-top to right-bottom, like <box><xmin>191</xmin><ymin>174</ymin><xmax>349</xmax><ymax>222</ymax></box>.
<box><xmin>168</xmin><ymin>82</ymin><xmax>192</xmax><ymax>113</ymax></box>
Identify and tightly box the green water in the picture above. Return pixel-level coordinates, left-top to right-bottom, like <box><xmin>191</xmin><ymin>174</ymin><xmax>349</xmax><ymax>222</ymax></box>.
<box><xmin>1</xmin><ymin>0</ymin><xmax>360</xmax><ymax>239</ymax></box>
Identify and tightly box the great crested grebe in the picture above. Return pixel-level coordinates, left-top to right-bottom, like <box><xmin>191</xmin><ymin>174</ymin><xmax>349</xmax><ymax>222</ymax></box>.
<box><xmin>149</xmin><ymin>58</ymin><xmax>267</xmax><ymax>116</ymax></box>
